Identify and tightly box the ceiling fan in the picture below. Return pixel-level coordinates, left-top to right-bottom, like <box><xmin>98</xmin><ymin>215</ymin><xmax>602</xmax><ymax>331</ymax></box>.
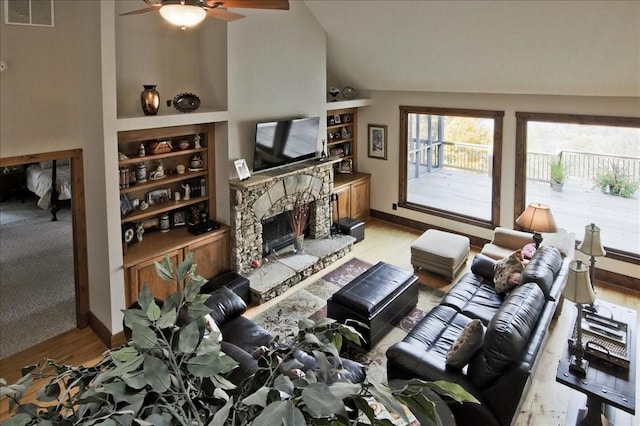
<box><xmin>121</xmin><ymin>0</ymin><xmax>290</xmax><ymax>29</ymax></box>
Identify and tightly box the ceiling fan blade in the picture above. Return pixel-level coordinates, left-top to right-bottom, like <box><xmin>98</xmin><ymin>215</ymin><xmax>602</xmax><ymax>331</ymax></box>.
<box><xmin>213</xmin><ymin>0</ymin><xmax>289</xmax><ymax>10</ymax></box>
<box><xmin>119</xmin><ymin>6</ymin><xmax>160</xmax><ymax>16</ymax></box>
<box><xmin>206</xmin><ymin>8</ymin><xmax>246</xmax><ymax>22</ymax></box>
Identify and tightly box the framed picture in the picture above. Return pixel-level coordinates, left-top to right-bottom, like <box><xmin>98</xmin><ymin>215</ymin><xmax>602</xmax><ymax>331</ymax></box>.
<box><xmin>171</xmin><ymin>209</ymin><xmax>186</xmax><ymax>228</ymax></box>
<box><xmin>339</xmin><ymin>159</ymin><xmax>353</xmax><ymax>174</ymax></box>
<box><xmin>147</xmin><ymin>188</ymin><xmax>170</xmax><ymax>206</ymax></box>
<box><xmin>333</xmin><ymin>114</ymin><xmax>341</xmax><ymax>124</ymax></box>
<box><xmin>234</xmin><ymin>158</ymin><xmax>251</xmax><ymax>181</ymax></box>
<box><xmin>120</xmin><ymin>193</ymin><xmax>133</xmax><ymax>217</ymax></box>
<box><xmin>368</xmin><ymin>124</ymin><xmax>388</xmax><ymax>160</ymax></box>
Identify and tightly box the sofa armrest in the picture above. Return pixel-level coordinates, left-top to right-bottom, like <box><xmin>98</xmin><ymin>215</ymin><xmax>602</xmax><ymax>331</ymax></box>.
<box><xmin>470</xmin><ymin>254</ymin><xmax>497</xmax><ymax>281</ymax></box>
<box><xmin>205</xmin><ymin>287</ymin><xmax>247</xmax><ymax>325</ymax></box>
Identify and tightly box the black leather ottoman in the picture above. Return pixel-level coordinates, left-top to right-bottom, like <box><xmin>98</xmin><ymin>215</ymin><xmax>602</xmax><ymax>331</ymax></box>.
<box><xmin>327</xmin><ymin>262</ymin><xmax>419</xmax><ymax>350</ymax></box>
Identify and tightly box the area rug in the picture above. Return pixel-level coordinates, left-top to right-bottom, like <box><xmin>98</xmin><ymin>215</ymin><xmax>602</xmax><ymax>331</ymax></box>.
<box><xmin>249</xmin><ymin>258</ymin><xmax>446</xmax><ymax>424</ymax></box>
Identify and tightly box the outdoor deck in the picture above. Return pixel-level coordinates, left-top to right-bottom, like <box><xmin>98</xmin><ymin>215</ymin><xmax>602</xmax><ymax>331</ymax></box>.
<box><xmin>408</xmin><ymin>169</ymin><xmax>640</xmax><ymax>255</ymax></box>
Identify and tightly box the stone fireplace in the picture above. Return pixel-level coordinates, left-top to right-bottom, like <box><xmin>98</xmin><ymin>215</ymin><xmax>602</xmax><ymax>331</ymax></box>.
<box><xmin>230</xmin><ymin>160</ymin><xmax>339</xmax><ymax>275</ymax></box>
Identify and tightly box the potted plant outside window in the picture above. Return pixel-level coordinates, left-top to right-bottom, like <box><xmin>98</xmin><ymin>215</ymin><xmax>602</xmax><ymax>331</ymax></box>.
<box><xmin>549</xmin><ymin>154</ymin><xmax>566</xmax><ymax>192</ymax></box>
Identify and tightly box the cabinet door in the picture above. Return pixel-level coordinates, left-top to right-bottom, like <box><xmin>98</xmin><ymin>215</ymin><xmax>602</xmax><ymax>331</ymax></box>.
<box><xmin>332</xmin><ymin>185</ymin><xmax>351</xmax><ymax>222</ymax></box>
<box><xmin>126</xmin><ymin>249</ymin><xmax>183</xmax><ymax>306</ymax></box>
<box><xmin>185</xmin><ymin>230</ymin><xmax>230</xmax><ymax>281</ymax></box>
<box><xmin>350</xmin><ymin>178</ymin><xmax>370</xmax><ymax>220</ymax></box>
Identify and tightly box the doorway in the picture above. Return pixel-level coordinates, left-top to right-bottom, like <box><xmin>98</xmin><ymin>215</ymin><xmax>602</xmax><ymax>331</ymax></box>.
<box><xmin>0</xmin><ymin>149</ymin><xmax>89</xmax><ymax>358</ymax></box>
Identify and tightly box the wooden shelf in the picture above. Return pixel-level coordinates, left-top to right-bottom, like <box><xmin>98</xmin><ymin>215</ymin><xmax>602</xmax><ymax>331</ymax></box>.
<box><xmin>328</xmin><ymin>123</ymin><xmax>354</xmax><ymax>131</ymax></box>
<box><xmin>328</xmin><ymin>138</ymin><xmax>353</xmax><ymax>146</ymax></box>
<box><xmin>121</xmin><ymin>196</ymin><xmax>208</xmax><ymax>224</ymax></box>
<box><xmin>120</xmin><ymin>170</ymin><xmax>207</xmax><ymax>195</ymax></box>
<box><xmin>118</xmin><ymin>147</ymin><xmax>207</xmax><ymax>166</ymax></box>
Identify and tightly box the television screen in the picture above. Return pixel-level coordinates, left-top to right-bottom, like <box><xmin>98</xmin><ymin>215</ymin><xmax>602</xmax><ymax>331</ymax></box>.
<box><xmin>253</xmin><ymin>117</ymin><xmax>319</xmax><ymax>172</ymax></box>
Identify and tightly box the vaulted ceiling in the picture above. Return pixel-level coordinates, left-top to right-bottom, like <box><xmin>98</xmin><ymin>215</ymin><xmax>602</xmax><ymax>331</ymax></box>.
<box><xmin>304</xmin><ymin>1</ymin><xmax>640</xmax><ymax>97</ymax></box>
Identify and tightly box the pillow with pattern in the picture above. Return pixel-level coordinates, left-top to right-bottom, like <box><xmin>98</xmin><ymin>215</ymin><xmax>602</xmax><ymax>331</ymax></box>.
<box><xmin>494</xmin><ymin>249</ymin><xmax>525</xmax><ymax>293</ymax></box>
<box><xmin>446</xmin><ymin>319</ymin><xmax>484</xmax><ymax>368</ymax></box>
<box><xmin>521</xmin><ymin>243</ymin><xmax>537</xmax><ymax>260</ymax></box>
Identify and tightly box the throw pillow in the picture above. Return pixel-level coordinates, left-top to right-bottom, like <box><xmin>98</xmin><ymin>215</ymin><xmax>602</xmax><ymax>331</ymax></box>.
<box><xmin>521</xmin><ymin>243</ymin><xmax>537</xmax><ymax>260</ymax></box>
<box><xmin>493</xmin><ymin>250</ymin><xmax>525</xmax><ymax>294</ymax></box>
<box><xmin>446</xmin><ymin>319</ymin><xmax>484</xmax><ymax>368</ymax></box>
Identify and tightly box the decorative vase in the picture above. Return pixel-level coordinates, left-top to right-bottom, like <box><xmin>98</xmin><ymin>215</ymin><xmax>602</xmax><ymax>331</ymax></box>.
<box><xmin>141</xmin><ymin>85</ymin><xmax>160</xmax><ymax>116</ymax></box>
<box><xmin>293</xmin><ymin>234</ymin><xmax>305</xmax><ymax>254</ymax></box>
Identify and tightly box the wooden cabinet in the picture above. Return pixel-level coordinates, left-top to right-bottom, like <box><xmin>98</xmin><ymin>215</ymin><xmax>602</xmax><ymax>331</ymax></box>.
<box><xmin>327</xmin><ymin>107</ymin><xmax>358</xmax><ymax>173</ymax></box>
<box><xmin>123</xmin><ymin>228</ymin><xmax>230</xmax><ymax>306</ymax></box>
<box><xmin>118</xmin><ymin>122</ymin><xmax>230</xmax><ymax>305</ymax></box>
<box><xmin>333</xmin><ymin>173</ymin><xmax>371</xmax><ymax>221</ymax></box>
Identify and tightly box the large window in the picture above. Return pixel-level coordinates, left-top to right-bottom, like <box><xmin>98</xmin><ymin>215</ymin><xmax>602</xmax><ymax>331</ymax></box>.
<box><xmin>399</xmin><ymin>106</ymin><xmax>503</xmax><ymax>227</ymax></box>
<box><xmin>515</xmin><ymin>112</ymin><xmax>640</xmax><ymax>261</ymax></box>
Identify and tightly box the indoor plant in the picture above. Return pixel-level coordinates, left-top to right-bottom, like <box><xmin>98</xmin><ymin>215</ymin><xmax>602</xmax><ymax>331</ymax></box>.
<box><xmin>549</xmin><ymin>153</ymin><xmax>566</xmax><ymax>192</ymax></box>
<box><xmin>1</xmin><ymin>253</ymin><xmax>477</xmax><ymax>425</ymax></box>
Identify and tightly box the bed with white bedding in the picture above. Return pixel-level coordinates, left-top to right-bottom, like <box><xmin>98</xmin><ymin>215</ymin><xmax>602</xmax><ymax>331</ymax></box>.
<box><xmin>25</xmin><ymin>159</ymin><xmax>72</xmax><ymax>220</ymax></box>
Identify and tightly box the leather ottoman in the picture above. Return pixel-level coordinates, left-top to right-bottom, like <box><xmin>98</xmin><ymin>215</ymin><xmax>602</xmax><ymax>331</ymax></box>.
<box><xmin>327</xmin><ymin>261</ymin><xmax>418</xmax><ymax>350</ymax></box>
<box><xmin>411</xmin><ymin>229</ymin><xmax>470</xmax><ymax>280</ymax></box>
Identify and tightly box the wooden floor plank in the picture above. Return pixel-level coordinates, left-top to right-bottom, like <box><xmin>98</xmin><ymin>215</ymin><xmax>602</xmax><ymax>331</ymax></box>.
<box><xmin>1</xmin><ymin>217</ymin><xmax>638</xmax><ymax>424</ymax></box>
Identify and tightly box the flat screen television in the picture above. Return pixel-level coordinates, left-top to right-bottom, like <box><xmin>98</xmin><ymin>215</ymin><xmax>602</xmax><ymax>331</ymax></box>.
<box><xmin>253</xmin><ymin>117</ymin><xmax>320</xmax><ymax>172</ymax></box>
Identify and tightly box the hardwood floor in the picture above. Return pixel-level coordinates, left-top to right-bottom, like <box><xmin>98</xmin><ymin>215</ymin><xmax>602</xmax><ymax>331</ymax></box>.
<box><xmin>1</xmin><ymin>217</ymin><xmax>638</xmax><ymax>424</ymax></box>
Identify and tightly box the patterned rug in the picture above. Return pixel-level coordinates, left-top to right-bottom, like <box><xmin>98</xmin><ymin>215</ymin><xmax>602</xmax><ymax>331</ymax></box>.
<box><xmin>249</xmin><ymin>258</ymin><xmax>446</xmax><ymax>424</ymax></box>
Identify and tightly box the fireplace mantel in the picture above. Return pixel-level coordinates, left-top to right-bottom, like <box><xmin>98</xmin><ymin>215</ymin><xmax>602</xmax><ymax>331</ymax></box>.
<box><xmin>230</xmin><ymin>158</ymin><xmax>341</xmax><ymax>274</ymax></box>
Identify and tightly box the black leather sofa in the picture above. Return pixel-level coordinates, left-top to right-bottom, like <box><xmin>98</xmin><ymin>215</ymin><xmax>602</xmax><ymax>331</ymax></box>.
<box><xmin>387</xmin><ymin>246</ymin><xmax>570</xmax><ymax>426</ymax></box>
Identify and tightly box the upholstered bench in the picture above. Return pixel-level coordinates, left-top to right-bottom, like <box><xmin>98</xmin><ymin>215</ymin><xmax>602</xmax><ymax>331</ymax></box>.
<box><xmin>411</xmin><ymin>229</ymin><xmax>470</xmax><ymax>280</ymax></box>
<box><xmin>327</xmin><ymin>261</ymin><xmax>418</xmax><ymax>350</ymax></box>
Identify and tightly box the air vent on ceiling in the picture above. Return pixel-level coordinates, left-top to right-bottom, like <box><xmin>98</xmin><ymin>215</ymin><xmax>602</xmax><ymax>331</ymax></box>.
<box><xmin>5</xmin><ymin>0</ymin><xmax>54</xmax><ymax>27</ymax></box>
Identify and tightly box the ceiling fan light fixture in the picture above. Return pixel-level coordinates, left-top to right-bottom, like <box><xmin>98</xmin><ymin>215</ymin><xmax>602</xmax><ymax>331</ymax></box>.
<box><xmin>159</xmin><ymin>4</ymin><xmax>206</xmax><ymax>28</ymax></box>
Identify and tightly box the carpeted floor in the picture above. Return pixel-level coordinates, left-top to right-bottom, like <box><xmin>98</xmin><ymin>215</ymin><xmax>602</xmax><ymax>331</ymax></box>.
<box><xmin>0</xmin><ymin>197</ymin><xmax>76</xmax><ymax>359</ymax></box>
<box><xmin>250</xmin><ymin>257</ymin><xmax>445</xmax><ymax>390</ymax></box>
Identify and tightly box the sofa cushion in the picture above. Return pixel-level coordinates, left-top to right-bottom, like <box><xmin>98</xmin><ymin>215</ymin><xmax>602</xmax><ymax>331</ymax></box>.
<box><xmin>446</xmin><ymin>319</ymin><xmax>484</xmax><ymax>368</ymax></box>
<box><xmin>493</xmin><ymin>250</ymin><xmax>525</xmax><ymax>294</ymax></box>
<box><xmin>520</xmin><ymin>246</ymin><xmax>563</xmax><ymax>301</ymax></box>
<box><xmin>205</xmin><ymin>287</ymin><xmax>248</xmax><ymax>325</ymax></box>
<box><xmin>467</xmin><ymin>283</ymin><xmax>545</xmax><ymax>389</ymax></box>
<box><xmin>540</xmin><ymin>228</ymin><xmax>572</xmax><ymax>257</ymax></box>
<box><xmin>440</xmin><ymin>273</ymin><xmax>504</xmax><ymax>325</ymax></box>
<box><xmin>470</xmin><ymin>254</ymin><xmax>497</xmax><ymax>281</ymax></box>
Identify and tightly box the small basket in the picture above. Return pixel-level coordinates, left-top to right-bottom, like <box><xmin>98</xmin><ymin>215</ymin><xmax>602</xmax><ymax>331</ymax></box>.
<box><xmin>569</xmin><ymin>311</ymin><xmax>630</xmax><ymax>370</ymax></box>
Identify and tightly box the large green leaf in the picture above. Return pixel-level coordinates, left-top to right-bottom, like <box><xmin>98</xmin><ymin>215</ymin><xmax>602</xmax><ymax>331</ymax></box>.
<box><xmin>328</xmin><ymin>382</ymin><xmax>361</xmax><ymax>401</ymax></box>
<box><xmin>273</xmin><ymin>374</ymin><xmax>294</xmax><ymax>396</ymax></box>
<box><xmin>184</xmin><ymin>277</ymin><xmax>202</xmax><ymax>303</ymax></box>
<box><xmin>186</xmin><ymin>301</ymin><xmax>213</xmax><ymax>319</ymax></box>
<box><xmin>143</xmin><ymin>355</ymin><xmax>171</xmax><ymax>393</ymax></box>
<box><xmin>176</xmin><ymin>252</ymin><xmax>193</xmax><ymax>283</ymax></box>
<box><xmin>241</xmin><ymin>385</ymin><xmax>270</xmax><ymax>407</ymax></box>
<box><xmin>252</xmin><ymin>401</ymin><xmax>307</xmax><ymax>426</ymax></box>
<box><xmin>161</xmin><ymin>291</ymin><xmax>181</xmax><ymax>313</ymax></box>
<box><xmin>210</xmin><ymin>398</ymin><xmax>233</xmax><ymax>426</ymax></box>
<box><xmin>426</xmin><ymin>380</ymin><xmax>480</xmax><ymax>404</ymax></box>
<box><xmin>35</xmin><ymin>381</ymin><xmax>60</xmax><ymax>402</ymax></box>
<box><xmin>122</xmin><ymin>309</ymin><xmax>151</xmax><ymax>331</ymax></box>
<box><xmin>146</xmin><ymin>301</ymin><xmax>161</xmax><ymax>322</ymax></box>
<box><xmin>369</xmin><ymin>380</ymin><xmax>409</xmax><ymax>423</ymax></box>
<box><xmin>110</xmin><ymin>346</ymin><xmax>139</xmax><ymax>363</ymax></box>
<box><xmin>312</xmin><ymin>350</ymin><xmax>331</xmax><ymax>383</ymax></box>
<box><xmin>301</xmin><ymin>382</ymin><xmax>345</xmax><ymax>418</ymax></box>
<box><xmin>138</xmin><ymin>285</ymin><xmax>154</xmax><ymax>311</ymax></box>
<box><xmin>122</xmin><ymin>369</ymin><xmax>146</xmax><ymax>390</ymax></box>
<box><xmin>178</xmin><ymin>320</ymin><xmax>200</xmax><ymax>353</ymax></box>
<box><xmin>155</xmin><ymin>308</ymin><xmax>177</xmax><ymax>329</ymax></box>
<box><xmin>1</xmin><ymin>413</ymin><xmax>33</xmax><ymax>426</ymax></box>
<box><xmin>154</xmin><ymin>255</ymin><xmax>174</xmax><ymax>282</ymax></box>
<box><xmin>186</xmin><ymin>353</ymin><xmax>238</xmax><ymax>377</ymax></box>
<box><xmin>132</xmin><ymin>323</ymin><xmax>158</xmax><ymax>349</ymax></box>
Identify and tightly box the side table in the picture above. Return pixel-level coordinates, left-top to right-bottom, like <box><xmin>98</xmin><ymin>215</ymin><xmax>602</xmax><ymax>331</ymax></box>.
<box><xmin>556</xmin><ymin>300</ymin><xmax>636</xmax><ymax>425</ymax></box>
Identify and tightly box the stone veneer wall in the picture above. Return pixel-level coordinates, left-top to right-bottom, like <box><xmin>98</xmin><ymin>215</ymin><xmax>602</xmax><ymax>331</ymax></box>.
<box><xmin>230</xmin><ymin>160</ymin><xmax>339</xmax><ymax>274</ymax></box>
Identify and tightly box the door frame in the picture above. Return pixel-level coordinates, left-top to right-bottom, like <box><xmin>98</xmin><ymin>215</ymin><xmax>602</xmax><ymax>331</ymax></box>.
<box><xmin>0</xmin><ymin>149</ymin><xmax>89</xmax><ymax>328</ymax></box>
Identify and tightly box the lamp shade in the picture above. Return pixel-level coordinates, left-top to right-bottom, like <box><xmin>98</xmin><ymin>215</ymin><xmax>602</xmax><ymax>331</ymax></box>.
<box><xmin>578</xmin><ymin>223</ymin><xmax>606</xmax><ymax>257</ymax></box>
<box><xmin>563</xmin><ymin>260</ymin><xmax>596</xmax><ymax>304</ymax></box>
<box><xmin>159</xmin><ymin>4</ymin><xmax>207</xmax><ymax>28</ymax></box>
<box><xmin>516</xmin><ymin>203</ymin><xmax>558</xmax><ymax>233</ymax></box>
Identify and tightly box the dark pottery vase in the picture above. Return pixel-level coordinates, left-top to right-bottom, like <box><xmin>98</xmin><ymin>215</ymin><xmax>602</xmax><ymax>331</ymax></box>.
<box><xmin>141</xmin><ymin>85</ymin><xmax>160</xmax><ymax>116</ymax></box>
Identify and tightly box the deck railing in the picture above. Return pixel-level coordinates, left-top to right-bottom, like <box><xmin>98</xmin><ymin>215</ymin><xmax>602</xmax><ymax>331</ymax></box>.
<box><xmin>409</xmin><ymin>140</ymin><xmax>640</xmax><ymax>183</ymax></box>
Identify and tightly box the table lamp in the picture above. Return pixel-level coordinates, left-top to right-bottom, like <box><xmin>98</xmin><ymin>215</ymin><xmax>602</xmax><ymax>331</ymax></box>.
<box><xmin>516</xmin><ymin>203</ymin><xmax>558</xmax><ymax>248</ymax></box>
<box><xmin>578</xmin><ymin>223</ymin><xmax>606</xmax><ymax>286</ymax></box>
<box><xmin>563</xmin><ymin>259</ymin><xmax>596</xmax><ymax>377</ymax></box>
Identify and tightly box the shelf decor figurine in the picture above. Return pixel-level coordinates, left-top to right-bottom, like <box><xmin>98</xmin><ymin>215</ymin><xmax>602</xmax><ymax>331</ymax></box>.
<box><xmin>328</xmin><ymin>87</ymin><xmax>340</xmax><ymax>102</ymax></box>
<box><xmin>140</xmin><ymin>85</ymin><xmax>160</xmax><ymax>116</ymax></box>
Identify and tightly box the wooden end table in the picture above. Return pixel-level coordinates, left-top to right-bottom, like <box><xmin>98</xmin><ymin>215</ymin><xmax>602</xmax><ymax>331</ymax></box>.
<box><xmin>556</xmin><ymin>300</ymin><xmax>636</xmax><ymax>425</ymax></box>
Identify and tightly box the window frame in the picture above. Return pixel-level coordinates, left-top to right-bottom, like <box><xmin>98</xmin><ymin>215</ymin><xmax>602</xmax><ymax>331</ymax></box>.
<box><xmin>398</xmin><ymin>105</ymin><xmax>504</xmax><ymax>229</ymax></box>
<box><xmin>515</xmin><ymin>111</ymin><xmax>640</xmax><ymax>264</ymax></box>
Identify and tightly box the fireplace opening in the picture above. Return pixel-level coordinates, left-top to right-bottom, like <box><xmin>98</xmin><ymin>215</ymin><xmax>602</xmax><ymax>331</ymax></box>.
<box><xmin>262</xmin><ymin>209</ymin><xmax>311</xmax><ymax>255</ymax></box>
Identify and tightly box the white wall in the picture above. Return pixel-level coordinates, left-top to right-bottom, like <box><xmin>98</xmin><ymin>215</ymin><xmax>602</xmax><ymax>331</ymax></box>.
<box><xmin>225</xmin><ymin>1</ymin><xmax>327</xmax><ymax>224</ymax></box>
<box><xmin>358</xmin><ymin>90</ymin><xmax>640</xmax><ymax>278</ymax></box>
